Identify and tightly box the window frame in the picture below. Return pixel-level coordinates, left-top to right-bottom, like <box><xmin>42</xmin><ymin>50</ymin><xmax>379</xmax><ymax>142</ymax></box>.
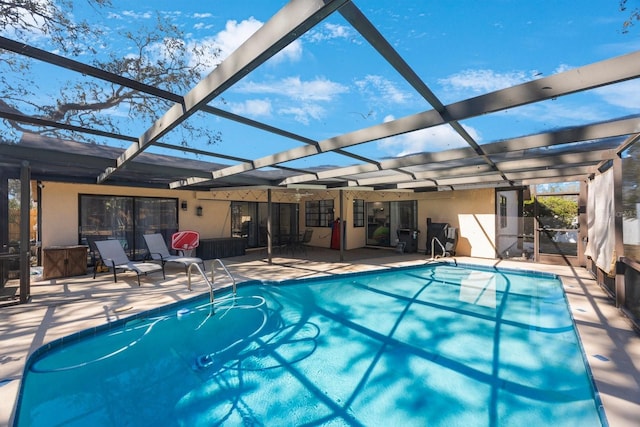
<box><xmin>78</xmin><ymin>194</ymin><xmax>178</xmax><ymax>260</ymax></box>
<box><xmin>353</xmin><ymin>199</ymin><xmax>364</xmax><ymax>227</ymax></box>
<box><xmin>305</xmin><ymin>199</ymin><xmax>334</xmax><ymax>227</ymax></box>
<box><xmin>500</xmin><ymin>195</ymin><xmax>508</xmax><ymax>229</ymax></box>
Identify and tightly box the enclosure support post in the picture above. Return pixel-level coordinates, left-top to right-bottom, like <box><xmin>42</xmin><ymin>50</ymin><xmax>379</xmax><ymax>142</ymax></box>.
<box><xmin>19</xmin><ymin>161</ymin><xmax>31</xmax><ymax>303</ymax></box>
<box><xmin>339</xmin><ymin>189</ymin><xmax>344</xmax><ymax>262</ymax></box>
<box><xmin>267</xmin><ymin>189</ymin><xmax>272</xmax><ymax>265</ymax></box>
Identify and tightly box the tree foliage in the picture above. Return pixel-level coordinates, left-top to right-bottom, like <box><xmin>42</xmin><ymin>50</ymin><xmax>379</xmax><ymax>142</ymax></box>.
<box><xmin>622</xmin><ymin>140</ymin><xmax>640</xmax><ymax>211</ymax></box>
<box><xmin>0</xmin><ymin>0</ymin><xmax>109</xmax><ymax>54</ymax></box>
<box><xmin>620</xmin><ymin>0</ymin><xmax>640</xmax><ymax>33</ymax></box>
<box><xmin>524</xmin><ymin>196</ymin><xmax>578</xmax><ymax>229</ymax></box>
<box><xmin>0</xmin><ymin>0</ymin><xmax>221</xmax><ymax>146</ymax></box>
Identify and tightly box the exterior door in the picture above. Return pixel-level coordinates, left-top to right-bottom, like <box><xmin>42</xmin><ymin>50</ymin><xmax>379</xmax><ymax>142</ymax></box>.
<box><xmin>496</xmin><ymin>189</ymin><xmax>529</xmax><ymax>260</ymax></box>
<box><xmin>231</xmin><ymin>201</ymin><xmax>298</xmax><ymax>248</ymax></box>
<box><xmin>497</xmin><ymin>184</ymin><xmax>585</xmax><ymax>267</ymax></box>
<box><xmin>366</xmin><ymin>200</ymin><xmax>417</xmax><ymax>247</ymax></box>
<box><xmin>533</xmin><ymin>193</ymin><xmax>580</xmax><ymax>265</ymax></box>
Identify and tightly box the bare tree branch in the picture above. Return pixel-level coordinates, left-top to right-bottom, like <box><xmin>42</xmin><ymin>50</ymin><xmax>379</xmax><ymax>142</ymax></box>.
<box><xmin>0</xmin><ymin>2</ymin><xmax>221</xmax><ymax>147</ymax></box>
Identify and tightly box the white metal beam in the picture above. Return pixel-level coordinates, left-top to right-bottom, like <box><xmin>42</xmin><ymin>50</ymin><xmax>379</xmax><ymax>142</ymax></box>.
<box><xmin>279</xmin><ymin>115</ymin><xmax>640</xmax><ymax>185</ymax></box>
<box><xmin>98</xmin><ymin>0</ymin><xmax>349</xmax><ymax>183</ymax></box>
<box><xmin>208</xmin><ymin>52</ymin><xmax>640</xmax><ymax>182</ymax></box>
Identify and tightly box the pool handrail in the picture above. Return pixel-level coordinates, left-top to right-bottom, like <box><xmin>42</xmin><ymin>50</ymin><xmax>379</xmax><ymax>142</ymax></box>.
<box><xmin>187</xmin><ymin>262</ymin><xmax>213</xmax><ymax>302</ymax></box>
<box><xmin>430</xmin><ymin>237</ymin><xmax>446</xmax><ymax>259</ymax></box>
<box><xmin>210</xmin><ymin>258</ymin><xmax>237</xmax><ymax>297</ymax></box>
<box><xmin>186</xmin><ymin>258</ymin><xmax>237</xmax><ymax>304</ymax></box>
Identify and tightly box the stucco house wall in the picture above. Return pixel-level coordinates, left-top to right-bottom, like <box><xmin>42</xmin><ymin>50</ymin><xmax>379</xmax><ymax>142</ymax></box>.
<box><xmin>40</xmin><ymin>182</ymin><xmax>497</xmax><ymax>258</ymax></box>
<box><xmin>41</xmin><ymin>183</ymin><xmax>231</xmax><ymax>248</ymax></box>
<box><xmin>419</xmin><ymin>188</ymin><xmax>496</xmax><ymax>258</ymax></box>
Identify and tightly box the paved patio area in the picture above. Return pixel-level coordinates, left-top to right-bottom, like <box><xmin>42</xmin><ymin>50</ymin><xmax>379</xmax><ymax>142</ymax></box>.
<box><xmin>1</xmin><ymin>248</ymin><xmax>639</xmax><ymax>426</ymax></box>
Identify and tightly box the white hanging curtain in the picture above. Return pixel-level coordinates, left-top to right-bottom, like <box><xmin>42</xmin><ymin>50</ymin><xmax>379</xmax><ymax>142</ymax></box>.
<box><xmin>585</xmin><ymin>168</ymin><xmax>616</xmax><ymax>275</ymax></box>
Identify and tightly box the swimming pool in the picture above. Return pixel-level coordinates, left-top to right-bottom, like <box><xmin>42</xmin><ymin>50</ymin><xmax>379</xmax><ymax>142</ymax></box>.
<box><xmin>15</xmin><ymin>262</ymin><xmax>606</xmax><ymax>426</ymax></box>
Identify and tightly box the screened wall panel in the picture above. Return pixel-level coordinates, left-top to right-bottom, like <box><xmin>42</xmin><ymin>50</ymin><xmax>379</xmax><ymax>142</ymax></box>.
<box><xmin>622</xmin><ymin>142</ymin><xmax>640</xmax><ymax>263</ymax></box>
<box><xmin>585</xmin><ymin>170</ymin><xmax>616</xmax><ymax>275</ymax></box>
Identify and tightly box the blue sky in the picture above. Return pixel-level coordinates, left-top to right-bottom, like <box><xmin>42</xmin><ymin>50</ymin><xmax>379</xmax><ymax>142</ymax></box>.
<box><xmin>3</xmin><ymin>0</ymin><xmax>640</xmax><ymax>169</ymax></box>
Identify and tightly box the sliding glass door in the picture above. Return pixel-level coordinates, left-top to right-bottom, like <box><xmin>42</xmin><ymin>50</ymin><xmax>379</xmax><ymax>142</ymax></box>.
<box><xmin>231</xmin><ymin>201</ymin><xmax>298</xmax><ymax>248</ymax></box>
<box><xmin>79</xmin><ymin>195</ymin><xmax>178</xmax><ymax>260</ymax></box>
<box><xmin>366</xmin><ymin>200</ymin><xmax>417</xmax><ymax>247</ymax></box>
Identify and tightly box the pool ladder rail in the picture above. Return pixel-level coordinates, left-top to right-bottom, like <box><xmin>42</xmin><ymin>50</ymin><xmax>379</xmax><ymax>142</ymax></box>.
<box><xmin>187</xmin><ymin>258</ymin><xmax>237</xmax><ymax>304</ymax></box>
<box><xmin>430</xmin><ymin>237</ymin><xmax>451</xmax><ymax>259</ymax></box>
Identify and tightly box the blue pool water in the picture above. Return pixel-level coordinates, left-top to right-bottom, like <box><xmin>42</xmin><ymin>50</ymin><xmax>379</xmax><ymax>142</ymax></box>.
<box><xmin>15</xmin><ymin>263</ymin><xmax>606</xmax><ymax>426</ymax></box>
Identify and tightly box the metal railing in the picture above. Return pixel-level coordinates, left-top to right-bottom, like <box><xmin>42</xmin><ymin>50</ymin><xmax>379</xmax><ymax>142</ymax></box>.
<box><xmin>187</xmin><ymin>262</ymin><xmax>213</xmax><ymax>302</ymax></box>
<box><xmin>430</xmin><ymin>237</ymin><xmax>446</xmax><ymax>259</ymax></box>
<box><xmin>186</xmin><ymin>258</ymin><xmax>237</xmax><ymax>304</ymax></box>
<box><xmin>210</xmin><ymin>258</ymin><xmax>237</xmax><ymax>296</ymax></box>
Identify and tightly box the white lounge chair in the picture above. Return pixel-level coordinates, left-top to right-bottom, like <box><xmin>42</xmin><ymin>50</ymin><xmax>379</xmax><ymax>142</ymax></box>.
<box><xmin>94</xmin><ymin>239</ymin><xmax>165</xmax><ymax>286</ymax></box>
<box><xmin>143</xmin><ymin>233</ymin><xmax>205</xmax><ymax>273</ymax></box>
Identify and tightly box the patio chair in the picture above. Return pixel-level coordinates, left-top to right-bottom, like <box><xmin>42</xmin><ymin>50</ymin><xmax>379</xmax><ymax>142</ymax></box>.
<box><xmin>301</xmin><ymin>228</ymin><xmax>313</xmax><ymax>249</ymax></box>
<box><xmin>143</xmin><ymin>233</ymin><xmax>205</xmax><ymax>273</ymax></box>
<box><xmin>171</xmin><ymin>230</ymin><xmax>200</xmax><ymax>257</ymax></box>
<box><xmin>287</xmin><ymin>229</ymin><xmax>313</xmax><ymax>256</ymax></box>
<box><xmin>94</xmin><ymin>239</ymin><xmax>165</xmax><ymax>286</ymax></box>
<box><xmin>86</xmin><ymin>235</ymin><xmax>107</xmax><ymax>273</ymax></box>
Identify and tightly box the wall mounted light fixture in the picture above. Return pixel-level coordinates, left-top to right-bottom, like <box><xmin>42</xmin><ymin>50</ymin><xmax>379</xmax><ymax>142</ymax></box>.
<box><xmin>196</xmin><ymin>206</ymin><xmax>203</xmax><ymax>216</ymax></box>
<box><xmin>181</xmin><ymin>200</ymin><xmax>188</xmax><ymax>211</ymax></box>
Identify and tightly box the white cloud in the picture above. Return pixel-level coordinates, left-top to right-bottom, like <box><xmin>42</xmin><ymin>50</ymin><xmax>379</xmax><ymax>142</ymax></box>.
<box><xmin>513</xmin><ymin>102</ymin><xmax>603</xmax><ymax>124</ymax></box>
<box><xmin>377</xmin><ymin>117</ymin><xmax>478</xmax><ymax>156</ymax></box>
<box><xmin>121</xmin><ymin>10</ymin><xmax>153</xmax><ymax>19</ymax></box>
<box><xmin>193</xmin><ymin>22</ymin><xmax>213</xmax><ymax>31</ymax></box>
<box><xmin>0</xmin><ymin>0</ymin><xmax>52</xmax><ymax>42</ymax></box>
<box><xmin>553</xmin><ymin>63</ymin><xmax>573</xmax><ymax>74</ymax></box>
<box><xmin>436</xmin><ymin>66</ymin><xmax>626</xmax><ymax>128</ymax></box>
<box><xmin>433</xmin><ymin>87</ymin><xmax>620</xmax><ymax>132</ymax></box>
<box><xmin>236</xmin><ymin>76</ymin><xmax>349</xmax><ymax>102</ymax></box>
<box><xmin>213</xmin><ymin>17</ymin><xmax>262</xmax><ymax>60</ymax></box>
<box><xmin>228</xmin><ymin>98</ymin><xmax>272</xmax><ymax>117</ymax></box>
<box><xmin>306</xmin><ymin>22</ymin><xmax>354</xmax><ymax>43</ymax></box>
<box><xmin>279</xmin><ymin>104</ymin><xmax>326</xmax><ymax>125</ymax></box>
<box><xmin>188</xmin><ymin>17</ymin><xmax>302</xmax><ymax>72</ymax></box>
<box><xmin>214</xmin><ymin>17</ymin><xmax>301</xmax><ymax>63</ymax></box>
<box><xmin>594</xmin><ymin>79</ymin><xmax>640</xmax><ymax>109</ymax></box>
<box><xmin>193</xmin><ymin>13</ymin><xmax>213</xmax><ymax>19</ymax></box>
<box><xmin>355</xmin><ymin>75</ymin><xmax>412</xmax><ymax>105</ymax></box>
<box><xmin>438</xmin><ymin>69</ymin><xmax>529</xmax><ymax>95</ymax></box>
<box><xmin>232</xmin><ymin>76</ymin><xmax>347</xmax><ymax>125</ymax></box>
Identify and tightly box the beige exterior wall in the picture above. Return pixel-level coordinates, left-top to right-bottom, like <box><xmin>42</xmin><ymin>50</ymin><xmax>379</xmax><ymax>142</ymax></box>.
<box><xmin>41</xmin><ymin>183</ymin><xmax>233</xmax><ymax>248</ymax></box>
<box><xmin>295</xmin><ymin>188</ymin><xmax>497</xmax><ymax>256</ymax></box>
<box><xmin>40</xmin><ymin>182</ymin><xmax>497</xmax><ymax>258</ymax></box>
<box><xmin>419</xmin><ymin>188</ymin><xmax>497</xmax><ymax>258</ymax></box>
<box><xmin>41</xmin><ymin>183</ymin><xmax>80</xmax><ymax>247</ymax></box>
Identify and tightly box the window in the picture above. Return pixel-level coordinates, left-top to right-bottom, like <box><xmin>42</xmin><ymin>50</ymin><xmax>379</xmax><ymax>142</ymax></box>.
<box><xmin>353</xmin><ymin>199</ymin><xmax>364</xmax><ymax>227</ymax></box>
<box><xmin>305</xmin><ymin>200</ymin><xmax>334</xmax><ymax>227</ymax></box>
<box><xmin>496</xmin><ymin>189</ymin><xmax>528</xmax><ymax>260</ymax></box>
<box><xmin>500</xmin><ymin>195</ymin><xmax>507</xmax><ymax>228</ymax></box>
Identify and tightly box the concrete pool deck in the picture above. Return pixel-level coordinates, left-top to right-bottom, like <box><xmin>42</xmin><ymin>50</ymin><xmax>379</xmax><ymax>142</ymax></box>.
<box><xmin>1</xmin><ymin>248</ymin><xmax>638</xmax><ymax>426</ymax></box>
